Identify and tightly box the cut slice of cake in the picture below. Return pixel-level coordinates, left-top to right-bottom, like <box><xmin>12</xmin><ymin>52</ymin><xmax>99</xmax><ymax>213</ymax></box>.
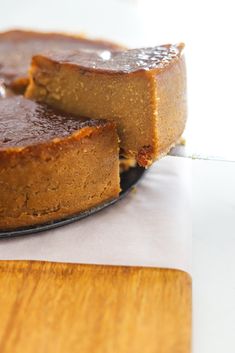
<box><xmin>26</xmin><ymin>44</ymin><xmax>187</xmax><ymax>167</ymax></box>
<box><xmin>0</xmin><ymin>96</ymin><xmax>120</xmax><ymax>230</ymax></box>
<box><xmin>0</xmin><ymin>30</ymin><xmax>123</xmax><ymax>93</ymax></box>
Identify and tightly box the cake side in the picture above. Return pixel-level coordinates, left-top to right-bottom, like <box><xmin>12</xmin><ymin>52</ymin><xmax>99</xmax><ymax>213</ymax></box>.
<box><xmin>155</xmin><ymin>54</ymin><xmax>187</xmax><ymax>157</ymax></box>
<box><xmin>0</xmin><ymin>125</ymin><xmax>120</xmax><ymax>230</ymax></box>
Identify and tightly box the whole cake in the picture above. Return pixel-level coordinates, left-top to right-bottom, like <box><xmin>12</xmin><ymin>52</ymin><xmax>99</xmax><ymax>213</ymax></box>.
<box><xmin>0</xmin><ymin>30</ymin><xmax>187</xmax><ymax>231</ymax></box>
<box><xmin>0</xmin><ymin>96</ymin><xmax>120</xmax><ymax>230</ymax></box>
<box><xmin>26</xmin><ymin>44</ymin><xmax>187</xmax><ymax>167</ymax></box>
<box><xmin>0</xmin><ymin>30</ymin><xmax>122</xmax><ymax>93</ymax></box>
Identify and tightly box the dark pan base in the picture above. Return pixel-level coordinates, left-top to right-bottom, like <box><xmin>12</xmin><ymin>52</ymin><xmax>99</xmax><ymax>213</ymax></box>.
<box><xmin>0</xmin><ymin>166</ymin><xmax>146</xmax><ymax>238</ymax></box>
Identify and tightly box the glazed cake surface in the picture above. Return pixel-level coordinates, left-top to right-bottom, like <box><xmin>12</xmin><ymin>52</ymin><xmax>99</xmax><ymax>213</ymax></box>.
<box><xmin>43</xmin><ymin>44</ymin><xmax>181</xmax><ymax>73</ymax></box>
<box><xmin>0</xmin><ymin>30</ymin><xmax>122</xmax><ymax>92</ymax></box>
<box><xmin>0</xmin><ymin>96</ymin><xmax>120</xmax><ymax>230</ymax></box>
<box><xmin>26</xmin><ymin>43</ymin><xmax>187</xmax><ymax>167</ymax></box>
<box><xmin>0</xmin><ymin>96</ymin><xmax>108</xmax><ymax>148</ymax></box>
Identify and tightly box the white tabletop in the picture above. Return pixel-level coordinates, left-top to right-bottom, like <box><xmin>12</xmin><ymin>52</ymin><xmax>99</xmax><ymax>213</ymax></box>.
<box><xmin>193</xmin><ymin>159</ymin><xmax>235</xmax><ymax>353</ymax></box>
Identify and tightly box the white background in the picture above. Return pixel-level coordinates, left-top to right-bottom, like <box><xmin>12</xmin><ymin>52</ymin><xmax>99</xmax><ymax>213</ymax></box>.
<box><xmin>1</xmin><ymin>0</ymin><xmax>235</xmax><ymax>352</ymax></box>
<box><xmin>193</xmin><ymin>159</ymin><xmax>235</xmax><ymax>352</ymax></box>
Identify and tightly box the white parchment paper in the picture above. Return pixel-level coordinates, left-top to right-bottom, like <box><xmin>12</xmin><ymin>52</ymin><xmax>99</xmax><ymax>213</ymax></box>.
<box><xmin>0</xmin><ymin>156</ymin><xmax>192</xmax><ymax>274</ymax></box>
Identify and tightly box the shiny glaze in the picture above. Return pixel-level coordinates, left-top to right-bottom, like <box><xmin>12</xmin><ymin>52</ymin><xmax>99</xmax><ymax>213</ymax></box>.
<box><xmin>43</xmin><ymin>44</ymin><xmax>184</xmax><ymax>74</ymax></box>
<box><xmin>0</xmin><ymin>96</ymin><xmax>106</xmax><ymax>149</ymax></box>
<box><xmin>0</xmin><ymin>30</ymin><xmax>121</xmax><ymax>85</ymax></box>
<box><xmin>0</xmin><ymin>82</ymin><xmax>13</xmax><ymax>98</ymax></box>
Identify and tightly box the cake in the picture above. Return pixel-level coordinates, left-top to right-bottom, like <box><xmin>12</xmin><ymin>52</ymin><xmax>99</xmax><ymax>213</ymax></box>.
<box><xmin>0</xmin><ymin>96</ymin><xmax>120</xmax><ymax>230</ymax></box>
<box><xmin>0</xmin><ymin>30</ymin><xmax>122</xmax><ymax>93</ymax></box>
<box><xmin>26</xmin><ymin>44</ymin><xmax>187</xmax><ymax>167</ymax></box>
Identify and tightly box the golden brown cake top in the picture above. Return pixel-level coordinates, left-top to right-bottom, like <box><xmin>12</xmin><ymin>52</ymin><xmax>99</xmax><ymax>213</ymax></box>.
<box><xmin>0</xmin><ymin>96</ymin><xmax>108</xmax><ymax>150</ymax></box>
<box><xmin>38</xmin><ymin>43</ymin><xmax>184</xmax><ymax>74</ymax></box>
<box><xmin>0</xmin><ymin>30</ymin><xmax>122</xmax><ymax>85</ymax></box>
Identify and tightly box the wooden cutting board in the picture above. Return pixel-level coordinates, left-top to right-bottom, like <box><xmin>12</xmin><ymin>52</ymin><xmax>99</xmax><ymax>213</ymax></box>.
<box><xmin>0</xmin><ymin>261</ymin><xmax>191</xmax><ymax>353</ymax></box>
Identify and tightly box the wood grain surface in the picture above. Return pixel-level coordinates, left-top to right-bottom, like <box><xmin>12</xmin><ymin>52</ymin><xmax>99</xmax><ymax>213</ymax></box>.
<box><xmin>0</xmin><ymin>261</ymin><xmax>191</xmax><ymax>353</ymax></box>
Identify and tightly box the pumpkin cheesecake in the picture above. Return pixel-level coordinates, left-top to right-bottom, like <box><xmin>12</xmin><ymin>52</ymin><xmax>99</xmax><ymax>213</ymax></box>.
<box><xmin>26</xmin><ymin>44</ymin><xmax>187</xmax><ymax>167</ymax></box>
<box><xmin>0</xmin><ymin>30</ymin><xmax>122</xmax><ymax>93</ymax></box>
<box><xmin>0</xmin><ymin>96</ymin><xmax>120</xmax><ymax>230</ymax></box>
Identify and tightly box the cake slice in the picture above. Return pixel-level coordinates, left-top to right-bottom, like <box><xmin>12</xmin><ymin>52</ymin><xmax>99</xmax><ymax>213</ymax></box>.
<box><xmin>26</xmin><ymin>44</ymin><xmax>187</xmax><ymax>167</ymax></box>
<box><xmin>0</xmin><ymin>30</ymin><xmax>122</xmax><ymax>93</ymax></box>
<box><xmin>0</xmin><ymin>96</ymin><xmax>120</xmax><ymax>230</ymax></box>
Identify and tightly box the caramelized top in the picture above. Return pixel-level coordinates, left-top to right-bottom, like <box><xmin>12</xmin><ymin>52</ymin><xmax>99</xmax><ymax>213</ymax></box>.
<box><xmin>0</xmin><ymin>30</ymin><xmax>122</xmax><ymax>85</ymax></box>
<box><xmin>40</xmin><ymin>43</ymin><xmax>184</xmax><ymax>74</ymax></box>
<box><xmin>0</xmin><ymin>96</ymin><xmax>107</xmax><ymax>150</ymax></box>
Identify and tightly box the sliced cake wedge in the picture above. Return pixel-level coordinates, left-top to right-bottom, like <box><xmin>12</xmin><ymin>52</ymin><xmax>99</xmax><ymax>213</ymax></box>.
<box><xmin>26</xmin><ymin>44</ymin><xmax>187</xmax><ymax>167</ymax></box>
